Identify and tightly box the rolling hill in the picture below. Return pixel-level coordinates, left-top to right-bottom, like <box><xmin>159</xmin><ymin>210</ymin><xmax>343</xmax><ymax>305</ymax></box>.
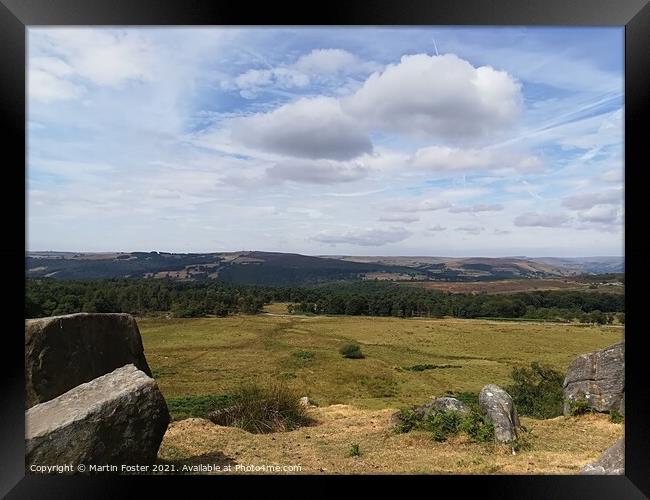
<box><xmin>25</xmin><ymin>251</ymin><xmax>623</xmax><ymax>286</ymax></box>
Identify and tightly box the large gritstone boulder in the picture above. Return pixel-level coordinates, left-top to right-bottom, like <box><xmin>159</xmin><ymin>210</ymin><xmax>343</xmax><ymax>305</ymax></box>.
<box><xmin>580</xmin><ymin>437</ymin><xmax>624</xmax><ymax>475</ymax></box>
<box><xmin>563</xmin><ymin>341</ymin><xmax>624</xmax><ymax>415</ymax></box>
<box><xmin>26</xmin><ymin>364</ymin><xmax>170</xmax><ymax>469</ymax></box>
<box><xmin>25</xmin><ymin>313</ymin><xmax>152</xmax><ymax>408</ymax></box>
<box><xmin>479</xmin><ymin>384</ymin><xmax>520</xmax><ymax>443</ymax></box>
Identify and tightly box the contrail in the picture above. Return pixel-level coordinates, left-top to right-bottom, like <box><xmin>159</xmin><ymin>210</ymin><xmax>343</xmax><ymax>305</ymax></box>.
<box><xmin>432</xmin><ymin>38</ymin><xmax>439</xmax><ymax>56</ymax></box>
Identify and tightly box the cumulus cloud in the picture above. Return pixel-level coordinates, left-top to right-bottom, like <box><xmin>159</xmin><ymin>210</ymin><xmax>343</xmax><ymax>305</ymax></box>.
<box><xmin>562</xmin><ymin>188</ymin><xmax>622</xmax><ymax>210</ymax></box>
<box><xmin>224</xmin><ymin>49</ymin><xmax>379</xmax><ymax>97</ymax></box>
<box><xmin>577</xmin><ymin>205</ymin><xmax>621</xmax><ymax>224</ymax></box>
<box><xmin>342</xmin><ymin>53</ymin><xmax>522</xmax><ymax>141</ymax></box>
<box><xmin>449</xmin><ymin>203</ymin><xmax>504</xmax><ymax>213</ymax></box>
<box><xmin>311</xmin><ymin>227</ymin><xmax>411</xmax><ymax>246</ymax></box>
<box><xmin>514</xmin><ymin>213</ymin><xmax>569</xmax><ymax>227</ymax></box>
<box><xmin>229</xmin><ymin>97</ymin><xmax>373</xmax><ymax>161</ymax></box>
<box><xmin>378</xmin><ymin>214</ymin><xmax>419</xmax><ymax>223</ymax></box>
<box><xmin>266</xmin><ymin>159</ymin><xmax>368</xmax><ymax>184</ymax></box>
<box><xmin>411</xmin><ymin>146</ymin><xmax>543</xmax><ymax>174</ymax></box>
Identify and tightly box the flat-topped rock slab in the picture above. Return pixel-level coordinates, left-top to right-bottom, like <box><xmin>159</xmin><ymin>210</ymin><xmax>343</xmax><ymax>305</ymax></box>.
<box><xmin>26</xmin><ymin>364</ymin><xmax>170</xmax><ymax>469</ymax></box>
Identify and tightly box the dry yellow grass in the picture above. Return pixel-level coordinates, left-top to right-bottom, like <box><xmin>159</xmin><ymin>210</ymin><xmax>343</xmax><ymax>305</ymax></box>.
<box><xmin>158</xmin><ymin>406</ymin><xmax>623</xmax><ymax>475</ymax></box>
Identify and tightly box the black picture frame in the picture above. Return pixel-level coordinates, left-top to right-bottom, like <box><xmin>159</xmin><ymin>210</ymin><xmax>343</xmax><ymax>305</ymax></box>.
<box><xmin>2</xmin><ymin>0</ymin><xmax>648</xmax><ymax>497</ymax></box>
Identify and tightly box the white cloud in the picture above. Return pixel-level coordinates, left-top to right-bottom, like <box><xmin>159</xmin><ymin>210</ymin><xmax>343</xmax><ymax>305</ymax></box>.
<box><xmin>577</xmin><ymin>205</ymin><xmax>621</xmax><ymax>224</ymax></box>
<box><xmin>230</xmin><ymin>67</ymin><xmax>310</xmax><ymax>94</ymax></box>
<box><xmin>428</xmin><ymin>225</ymin><xmax>447</xmax><ymax>232</ymax></box>
<box><xmin>562</xmin><ymin>188</ymin><xmax>622</xmax><ymax>210</ymax></box>
<box><xmin>311</xmin><ymin>227</ymin><xmax>411</xmax><ymax>246</ymax></box>
<box><xmin>378</xmin><ymin>215</ymin><xmax>419</xmax><ymax>223</ymax></box>
<box><xmin>28</xmin><ymin>60</ymin><xmax>83</xmax><ymax>102</ymax></box>
<box><xmin>228</xmin><ymin>97</ymin><xmax>373</xmax><ymax>160</ymax></box>
<box><xmin>514</xmin><ymin>213</ymin><xmax>569</xmax><ymax>228</ymax></box>
<box><xmin>29</xmin><ymin>29</ymin><xmax>154</xmax><ymax>102</ymax></box>
<box><xmin>343</xmin><ymin>53</ymin><xmax>522</xmax><ymax>142</ymax></box>
<box><xmin>293</xmin><ymin>48</ymin><xmax>374</xmax><ymax>74</ymax></box>
<box><xmin>449</xmin><ymin>204</ymin><xmax>504</xmax><ymax>213</ymax></box>
<box><xmin>411</xmin><ymin>146</ymin><xmax>543</xmax><ymax>175</ymax></box>
<box><xmin>224</xmin><ymin>48</ymin><xmax>378</xmax><ymax>97</ymax></box>
<box><xmin>600</xmin><ymin>169</ymin><xmax>624</xmax><ymax>183</ymax></box>
<box><xmin>456</xmin><ymin>225</ymin><xmax>484</xmax><ymax>235</ymax></box>
<box><xmin>398</xmin><ymin>199</ymin><xmax>452</xmax><ymax>212</ymax></box>
<box><xmin>266</xmin><ymin>159</ymin><xmax>368</xmax><ymax>184</ymax></box>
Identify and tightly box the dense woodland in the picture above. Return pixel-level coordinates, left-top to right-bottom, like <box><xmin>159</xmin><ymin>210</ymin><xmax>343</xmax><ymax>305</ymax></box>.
<box><xmin>26</xmin><ymin>278</ymin><xmax>624</xmax><ymax>324</ymax></box>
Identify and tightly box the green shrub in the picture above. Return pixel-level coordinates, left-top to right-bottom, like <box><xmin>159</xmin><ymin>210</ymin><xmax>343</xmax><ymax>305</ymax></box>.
<box><xmin>392</xmin><ymin>408</ymin><xmax>419</xmax><ymax>433</ymax></box>
<box><xmin>292</xmin><ymin>350</ymin><xmax>315</xmax><ymax>362</ymax></box>
<box><xmin>348</xmin><ymin>443</ymin><xmax>361</xmax><ymax>457</ymax></box>
<box><xmin>404</xmin><ymin>364</ymin><xmax>462</xmax><ymax>372</ymax></box>
<box><xmin>506</xmin><ymin>362</ymin><xmax>564</xmax><ymax>419</ymax></box>
<box><xmin>339</xmin><ymin>343</ymin><xmax>364</xmax><ymax>359</ymax></box>
<box><xmin>567</xmin><ymin>398</ymin><xmax>593</xmax><ymax>416</ymax></box>
<box><xmin>421</xmin><ymin>410</ymin><xmax>464</xmax><ymax>442</ymax></box>
<box><xmin>394</xmin><ymin>406</ymin><xmax>494</xmax><ymax>444</ymax></box>
<box><xmin>609</xmin><ymin>410</ymin><xmax>624</xmax><ymax>423</ymax></box>
<box><xmin>165</xmin><ymin>394</ymin><xmax>236</xmax><ymax>421</ymax></box>
<box><xmin>460</xmin><ymin>408</ymin><xmax>495</xmax><ymax>443</ymax></box>
<box><xmin>208</xmin><ymin>381</ymin><xmax>313</xmax><ymax>433</ymax></box>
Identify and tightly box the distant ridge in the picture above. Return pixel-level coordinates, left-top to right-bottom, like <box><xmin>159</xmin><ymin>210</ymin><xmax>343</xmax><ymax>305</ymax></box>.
<box><xmin>25</xmin><ymin>251</ymin><xmax>623</xmax><ymax>285</ymax></box>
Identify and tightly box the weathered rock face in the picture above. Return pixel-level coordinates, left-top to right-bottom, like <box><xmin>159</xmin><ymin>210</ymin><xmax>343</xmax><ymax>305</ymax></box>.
<box><xmin>580</xmin><ymin>437</ymin><xmax>624</xmax><ymax>475</ymax></box>
<box><xmin>26</xmin><ymin>364</ymin><xmax>170</xmax><ymax>469</ymax></box>
<box><xmin>479</xmin><ymin>384</ymin><xmax>520</xmax><ymax>443</ymax></box>
<box><xmin>563</xmin><ymin>341</ymin><xmax>624</xmax><ymax>415</ymax></box>
<box><xmin>25</xmin><ymin>313</ymin><xmax>152</xmax><ymax>408</ymax></box>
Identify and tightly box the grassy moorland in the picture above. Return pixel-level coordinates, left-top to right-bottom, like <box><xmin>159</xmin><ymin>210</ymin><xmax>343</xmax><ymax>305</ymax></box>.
<box><xmin>140</xmin><ymin>309</ymin><xmax>623</xmax><ymax>474</ymax></box>
<box><xmin>140</xmin><ymin>311</ymin><xmax>622</xmax><ymax>411</ymax></box>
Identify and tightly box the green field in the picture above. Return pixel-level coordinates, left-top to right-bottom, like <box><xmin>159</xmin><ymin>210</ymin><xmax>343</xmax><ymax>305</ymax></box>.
<box><xmin>139</xmin><ymin>312</ymin><xmax>623</xmax><ymax>411</ymax></box>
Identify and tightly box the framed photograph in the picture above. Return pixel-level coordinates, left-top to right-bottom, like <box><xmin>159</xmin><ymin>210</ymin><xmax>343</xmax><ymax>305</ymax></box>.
<box><xmin>3</xmin><ymin>0</ymin><xmax>648</xmax><ymax>497</ymax></box>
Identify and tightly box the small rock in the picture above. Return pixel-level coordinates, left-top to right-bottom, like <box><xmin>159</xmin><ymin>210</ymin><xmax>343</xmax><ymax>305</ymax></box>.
<box><xmin>479</xmin><ymin>384</ymin><xmax>520</xmax><ymax>443</ymax></box>
<box><xmin>413</xmin><ymin>396</ymin><xmax>469</xmax><ymax>419</ymax></box>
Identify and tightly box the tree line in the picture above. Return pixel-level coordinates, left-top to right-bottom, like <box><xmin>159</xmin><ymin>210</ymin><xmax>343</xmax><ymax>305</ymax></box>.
<box><xmin>25</xmin><ymin>278</ymin><xmax>624</xmax><ymax>324</ymax></box>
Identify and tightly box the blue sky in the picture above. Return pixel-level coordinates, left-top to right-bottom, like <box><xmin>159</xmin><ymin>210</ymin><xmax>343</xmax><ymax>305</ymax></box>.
<box><xmin>27</xmin><ymin>27</ymin><xmax>624</xmax><ymax>257</ymax></box>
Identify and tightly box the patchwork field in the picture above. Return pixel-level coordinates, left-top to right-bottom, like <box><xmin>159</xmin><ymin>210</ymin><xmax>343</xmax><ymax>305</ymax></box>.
<box><xmin>139</xmin><ymin>311</ymin><xmax>623</xmax><ymax>474</ymax></box>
